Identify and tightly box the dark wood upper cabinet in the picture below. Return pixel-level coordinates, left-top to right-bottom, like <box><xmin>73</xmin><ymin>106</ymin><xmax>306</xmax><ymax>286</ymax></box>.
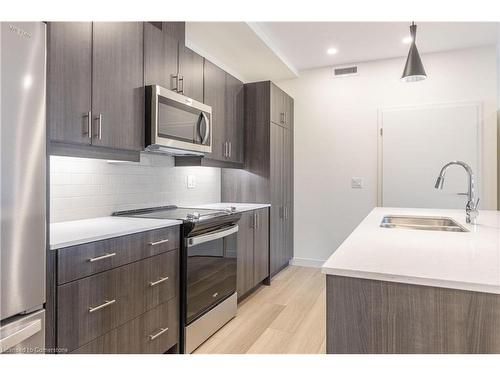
<box><xmin>91</xmin><ymin>22</ymin><xmax>144</xmax><ymax>151</ymax></box>
<box><xmin>283</xmin><ymin>94</ymin><xmax>294</xmax><ymax>130</ymax></box>
<box><xmin>47</xmin><ymin>22</ymin><xmax>144</xmax><ymax>160</ymax></box>
<box><xmin>144</xmin><ymin>22</ymin><xmax>203</xmax><ymax>102</ymax></box>
<box><xmin>47</xmin><ymin>22</ymin><xmax>92</xmax><ymax>145</ymax></box>
<box><xmin>175</xmin><ymin>58</ymin><xmax>245</xmax><ymax>168</ymax></box>
<box><xmin>144</xmin><ymin>22</ymin><xmax>180</xmax><ymax>91</ymax></box>
<box><xmin>270</xmin><ymin>83</ymin><xmax>284</xmax><ymax>125</ymax></box>
<box><xmin>178</xmin><ymin>46</ymin><xmax>204</xmax><ymax>102</ymax></box>
<box><xmin>203</xmin><ymin>60</ymin><xmax>226</xmax><ymax>161</ymax></box>
<box><xmin>270</xmin><ymin>82</ymin><xmax>293</xmax><ymax>129</ymax></box>
<box><xmin>225</xmin><ymin>73</ymin><xmax>244</xmax><ymax>164</ymax></box>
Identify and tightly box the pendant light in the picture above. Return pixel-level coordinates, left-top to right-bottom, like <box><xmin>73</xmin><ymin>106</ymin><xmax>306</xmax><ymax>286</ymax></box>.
<box><xmin>401</xmin><ymin>22</ymin><xmax>427</xmax><ymax>82</ymax></box>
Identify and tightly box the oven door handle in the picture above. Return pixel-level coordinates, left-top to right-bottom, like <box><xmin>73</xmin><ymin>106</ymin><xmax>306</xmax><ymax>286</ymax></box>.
<box><xmin>186</xmin><ymin>225</ymin><xmax>239</xmax><ymax>247</ymax></box>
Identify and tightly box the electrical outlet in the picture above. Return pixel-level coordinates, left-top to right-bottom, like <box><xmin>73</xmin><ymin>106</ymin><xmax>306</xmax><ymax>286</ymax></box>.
<box><xmin>187</xmin><ymin>175</ymin><xmax>196</xmax><ymax>189</ymax></box>
<box><xmin>351</xmin><ymin>177</ymin><xmax>364</xmax><ymax>189</ymax></box>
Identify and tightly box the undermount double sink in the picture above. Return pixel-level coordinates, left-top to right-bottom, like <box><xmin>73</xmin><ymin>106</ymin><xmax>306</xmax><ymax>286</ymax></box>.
<box><xmin>380</xmin><ymin>215</ymin><xmax>469</xmax><ymax>232</ymax></box>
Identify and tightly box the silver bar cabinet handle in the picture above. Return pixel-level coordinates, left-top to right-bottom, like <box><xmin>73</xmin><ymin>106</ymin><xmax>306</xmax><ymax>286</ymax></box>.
<box><xmin>88</xmin><ymin>252</ymin><xmax>116</xmax><ymax>263</ymax></box>
<box><xmin>84</xmin><ymin>110</ymin><xmax>92</xmax><ymax>138</ymax></box>
<box><xmin>95</xmin><ymin>114</ymin><xmax>102</xmax><ymax>140</ymax></box>
<box><xmin>171</xmin><ymin>74</ymin><xmax>179</xmax><ymax>92</ymax></box>
<box><xmin>228</xmin><ymin>141</ymin><xmax>232</xmax><ymax>158</ymax></box>
<box><xmin>149</xmin><ymin>239</ymin><xmax>169</xmax><ymax>246</ymax></box>
<box><xmin>149</xmin><ymin>327</ymin><xmax>169</xmax><ymax>341</ymax></box>
<box><xmin>149</xmin><ymin>276</ymin><xmax>169</xmax><ymax>287</ymax></box>
<box><xmin>179</xmin><ymin>75</ymin><xmax>184</xmax><ymax>94</ymax></box>
<box><xmin>88</xmin><ymin>299</ymin><xmax>116</xmax><ymax>313</ymax></box>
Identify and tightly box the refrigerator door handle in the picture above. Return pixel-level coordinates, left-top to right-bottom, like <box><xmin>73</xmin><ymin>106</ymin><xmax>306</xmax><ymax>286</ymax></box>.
<box><xmin>0</xmin><ymin>319</ymin><xmax>42</xmax><ymax>353</ymax></box>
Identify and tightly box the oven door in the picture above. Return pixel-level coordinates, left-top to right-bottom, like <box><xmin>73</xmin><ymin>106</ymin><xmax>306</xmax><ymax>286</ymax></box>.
<box><xmin>146</xmin><ymin>85</ymin><xmax>212</xmax><ymax>154</ymax></box>
<box><xmin>185</xmin><ymin>225</ymin><xmax>238</xmax><ymax>325</ymax></box>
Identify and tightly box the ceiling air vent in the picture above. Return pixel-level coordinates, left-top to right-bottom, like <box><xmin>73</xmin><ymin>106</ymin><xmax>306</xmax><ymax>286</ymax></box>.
<box><xmin>333</xmin><ymin>66</ymin><xmax>358</xmax><ymax>78</ymax></box>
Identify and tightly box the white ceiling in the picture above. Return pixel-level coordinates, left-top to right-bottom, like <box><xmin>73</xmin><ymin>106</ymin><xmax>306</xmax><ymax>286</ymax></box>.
<box><xmin>186</xmin><ymin>22</ymin><xmax>499</xmax><ymax>82</ymax></box>
<box><xmin>256</xmin><ymin>22</ymin><xmax>499</xmax><ymax>71</ymax></box>
<box><xmin>185</xmin><ymin>22</ymin><xmax>298</xmax><ymax>82</ymax></box>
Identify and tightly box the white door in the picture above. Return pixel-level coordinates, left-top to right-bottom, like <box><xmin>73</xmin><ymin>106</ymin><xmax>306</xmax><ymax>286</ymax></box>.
<box><xmin>379</xmin><ymin>103</ymin><xmax>480</xmax><ymax>209</ymax></box>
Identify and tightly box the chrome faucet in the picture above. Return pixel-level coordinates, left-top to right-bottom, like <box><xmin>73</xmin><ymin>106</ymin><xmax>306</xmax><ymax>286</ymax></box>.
<box><xmin>434</xmin><ymin>161</ymin><xmax>479</xmax><ymax>224</ymax></box>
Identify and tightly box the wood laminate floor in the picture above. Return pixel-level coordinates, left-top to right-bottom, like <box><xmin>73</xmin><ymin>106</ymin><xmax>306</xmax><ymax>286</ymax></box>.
<box><xmin>194</xmin><ymin>266</ymin><xmax>326</xmax><ymax>354</ymax></box>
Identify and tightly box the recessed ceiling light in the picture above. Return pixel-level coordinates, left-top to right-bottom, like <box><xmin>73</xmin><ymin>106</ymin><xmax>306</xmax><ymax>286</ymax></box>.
<box><xmin>402</xmin><ymin>36</ymin><xmax>413</xmax><ymax>44</ymax></box>
<box><xmin>326</xmin><ymin>47</ymin><xmax>338</xmax><ymax>55</ymax></box>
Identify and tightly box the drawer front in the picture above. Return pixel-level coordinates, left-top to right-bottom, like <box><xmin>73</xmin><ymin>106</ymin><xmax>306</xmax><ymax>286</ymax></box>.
<box><xmin>72</xmin><ymin>299</ymin><xmax>178</xmax><ymax>354</ymax></box>
<box><xmin>57</xmin><ymin>225</ymin><xmax>180</xmax><ymax>284</ymax></box>
<box><xmin>57</xmin><ymin>250</ymin><xmax>178</xmax><ymax>352</ymax></box>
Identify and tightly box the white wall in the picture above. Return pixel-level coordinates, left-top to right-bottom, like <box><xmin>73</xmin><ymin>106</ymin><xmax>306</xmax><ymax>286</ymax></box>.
<box><xmin>50</xmin><ymin>154</ymin><xmax>221</xmax><ymax>222</ymax></box>
<box><xmin>277</xmin><ymin>46</ymin><xmax>498</xmax><ymax>265</ymax></box>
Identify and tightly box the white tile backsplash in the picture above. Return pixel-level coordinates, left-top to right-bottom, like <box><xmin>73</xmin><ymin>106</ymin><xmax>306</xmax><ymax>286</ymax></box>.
<box><xmin>50</xmin><ymin>153</ymin><xmax>221</xmax><ymax>222</ymax></box>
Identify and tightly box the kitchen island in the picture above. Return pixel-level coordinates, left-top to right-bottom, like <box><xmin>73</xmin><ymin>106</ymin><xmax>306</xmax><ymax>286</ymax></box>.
<box><xmin>322</xmin><ymin>207</ymin><xmax>500</xmax><ymax>354</ymax></box>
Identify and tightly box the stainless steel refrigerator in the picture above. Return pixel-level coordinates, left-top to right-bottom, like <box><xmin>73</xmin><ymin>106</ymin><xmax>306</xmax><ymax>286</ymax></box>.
<box><xmin>0</xmin><ymin>22</ymin><xmax>46</xmax><ymax>354</ymax></box>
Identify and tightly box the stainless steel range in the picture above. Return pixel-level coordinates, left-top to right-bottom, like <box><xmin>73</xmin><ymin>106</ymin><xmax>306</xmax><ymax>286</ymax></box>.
<box><xmin>113</xmin><ymin>205</ymin><xmax>241</xmax><ymax>353</ymax></box>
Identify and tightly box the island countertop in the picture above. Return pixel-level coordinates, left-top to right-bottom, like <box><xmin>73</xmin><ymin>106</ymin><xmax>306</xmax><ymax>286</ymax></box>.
<box><xmin>321</xmin><ymin>207</ymin><xmax>500</xmax><ymax>294</ymax></box>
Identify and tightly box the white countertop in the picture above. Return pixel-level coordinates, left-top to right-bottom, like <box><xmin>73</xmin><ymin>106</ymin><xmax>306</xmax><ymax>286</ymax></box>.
<box><xmin>50</xmin><ymin>217</ymin><xmax>182</xmax><ymax>250</ymax></box>
<box><xmin>322</xmin><ymin>207</ymin><xmax>500</xmax><ymax>294</ymax></box>
<box><xmin>182</xmin><ymin>202</ymin><xmax>270</xmax><ymax>213</ymax></box>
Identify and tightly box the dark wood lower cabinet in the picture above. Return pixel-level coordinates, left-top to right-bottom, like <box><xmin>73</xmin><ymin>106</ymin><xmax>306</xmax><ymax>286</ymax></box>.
<box><xmin>253</xmin><ymin>209</ymin><xmax>269</xmax><ymax>284</ymax></box>
<box><xmin>326</xmin><ymin>275</ymin><xmax>500</xmax><ymax>354</ymax></box>
<box><xmin>53</xmin><ymin>227</ymin><xmax>180</xmax><ymax>354</ymax></box>
<box><xmin>237</xmin><ymin>212</ymin><xmax>254</xmax><ymax>297</ymax></box>
<box><xmin>57</xmin><ymin>250</ymin><xmax>178</xmax><ymax>352</ymax></box>
<box><xmin>236</xmin><ymin>208</ymin><xmax>270</xmax><ymax>299</ymax></box>
<box><xmin>72</xmin><ymin>299</ymin><xmax>178</xmax><ymax>354</ymax></box>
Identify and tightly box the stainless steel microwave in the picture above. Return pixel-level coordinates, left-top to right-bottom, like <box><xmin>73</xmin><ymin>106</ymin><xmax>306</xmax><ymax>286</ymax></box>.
<box><xmin>145</xmin><ymin>85</ymin><xmax>212</xmax><ymax>155</ymax></box>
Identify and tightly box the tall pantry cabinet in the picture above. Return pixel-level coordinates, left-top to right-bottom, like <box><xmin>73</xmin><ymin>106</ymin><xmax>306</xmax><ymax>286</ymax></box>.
<box><xmin>222</xmin><ymin>81</ymin><xmax>294</xmax><ymax>276</ymax></box>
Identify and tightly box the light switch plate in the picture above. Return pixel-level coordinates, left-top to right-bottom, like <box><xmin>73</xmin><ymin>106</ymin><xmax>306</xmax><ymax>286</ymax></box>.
<box><xmin>187</xmin><ymin>175</ymin><xmax>196</xmax><ymax>189</ymax></box>
<box><xmin>351</xmin><ymin>177</ymin><xmax>364</xmax><ymax>189</ymax></box>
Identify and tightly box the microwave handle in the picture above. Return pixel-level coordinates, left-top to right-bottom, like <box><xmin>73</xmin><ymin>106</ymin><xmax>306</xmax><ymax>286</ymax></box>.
<box><xmin>201</xmin><ymin>112</ymin><xmax>210</xmax><ymax>145</ymax></box>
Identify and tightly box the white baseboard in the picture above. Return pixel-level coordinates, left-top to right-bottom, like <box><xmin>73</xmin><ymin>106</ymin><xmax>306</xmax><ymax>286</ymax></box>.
<box><xmin>289</xmin><ymin>257</ymin><xmax>325</xmax><ymax>268</ymax></box>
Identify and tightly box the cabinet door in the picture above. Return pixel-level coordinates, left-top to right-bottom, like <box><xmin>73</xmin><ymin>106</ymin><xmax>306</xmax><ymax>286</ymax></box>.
<box><xmin>179</xmin><ymin>46</ymin><xmax>204</xmax><ymax>102</ymax></box>
<box><xmin>144</xmin><ymin>22</ymin><xmax>180</xmax><ymax>91</ymax></box>
<box><xmin>283</xmin><ymin>129</ymin><xmax>294</xmax><ymax>263</ymax></box>
<box><xmin>270</xmin><ymin>123</ymin><xmax>285</xmax><ymax>275</ymax></box>
<box><xmin>225</xmin><ymin>73</ymin><xmax>244</xmax><ymax>163</ymax></box>
<box><xmin>253</xmin><ymin>208</ymin><xmax>270</xmax><ymax>284</ymax></box>
<box><xmin>236</xmin><ymin>212</ymin><xmax>254</xmax><ymax>297</ymax></box>
<box><xmin>92</xmin><ymin>22</ymin><xmax>144</xmax><ymax>151</ymax></box>
<box><xmin>72</xmin><ymin>300</ymin><xmax>178</xmax><ymax>354</ymax></box>
<box><xmin>283</xmin><ymin>93</ymin><xmax>294</xmax><ymax>130</ymax></box>
<box><xmin>204</xmin><ymin>60</ymin><xmax>226</xmax><ymax>161</ymax></box>
<box><xmin>47</xmin><ymin>22</ymin><xmax>92</xmax><ymax>144</ymax></box>
<box><xmin>270</xmin><ymin>83</ymin><xmax>285</xmax><ymax>126</ymax></box>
